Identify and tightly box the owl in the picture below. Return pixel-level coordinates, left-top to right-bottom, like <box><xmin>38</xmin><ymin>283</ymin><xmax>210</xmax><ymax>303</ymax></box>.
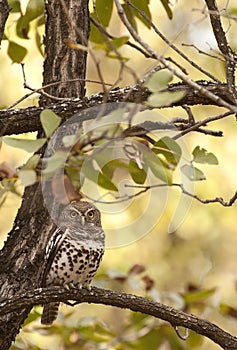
<box><xmin>41</xmin><ymin>201</ymin><xmax>105</xmax><ymax>325</ymax></box>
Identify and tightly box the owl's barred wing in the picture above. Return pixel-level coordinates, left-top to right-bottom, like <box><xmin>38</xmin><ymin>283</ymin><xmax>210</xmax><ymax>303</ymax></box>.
<box><xmin>42</xmin><ymin>227</ymin><xmax>65</xmax><ymax>287</ymax></box>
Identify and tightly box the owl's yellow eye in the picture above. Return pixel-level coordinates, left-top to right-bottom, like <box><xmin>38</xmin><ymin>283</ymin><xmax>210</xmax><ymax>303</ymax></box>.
<box><xmin>87</xmin><ymin>210</ymin><xmax>94</xmax><ymax>219</ymax></box>
<box><xmin>70</xmin><ymin>210</ymin><xmax>78</xmax><ymax>218</ymax></box>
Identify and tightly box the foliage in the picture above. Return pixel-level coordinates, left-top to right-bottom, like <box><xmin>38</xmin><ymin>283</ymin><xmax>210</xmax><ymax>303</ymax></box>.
<box><xmin>4</xmin><ymin>0</ymin><xmax>171</xmax><ymax>62</ymax></box>
<box><xmin>0</xmin><ymin>103</ymin><xmax>219</xmax><ymax>201</ymax></box>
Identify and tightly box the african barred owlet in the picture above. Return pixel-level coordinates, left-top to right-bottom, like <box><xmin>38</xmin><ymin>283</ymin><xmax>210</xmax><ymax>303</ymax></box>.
<box><xmin>41</xmin><ymin>201</ymin><xmax>105</xmax><ymax>325</ymax></box>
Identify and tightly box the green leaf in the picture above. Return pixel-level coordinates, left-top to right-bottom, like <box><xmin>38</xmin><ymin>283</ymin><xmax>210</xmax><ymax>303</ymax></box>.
<box><xmin>129</xmin><ymin>160</ymin><xmax>147</xmax><ymax>184</ymax></box>
<box><xmin>181</xmin><ymin>164</ymin><xmax>206</xmax><ymax>181</ymax></box>
<box><xmin>192</xmin><ymin>146</ymin><xmax>218</xmax><ymax>165</ymax></box>
<box><xmin>3</xmin><ymin>137</ymin><xmax>46</xmax><ymax>153</ymax></box>
<box><xmin>40</xmin><ymin>109</ymin><xmax>61</xmax><ymax>138</ymax></box>
<box><xmin>101</xmin><ymin>160</ymin><xmax>128</xmax><ymax>179</ymax></box>
<box><xmin>36</xmin><ymin>14</ymin><xmax>45</xmax><ymax>26</ymax></box>
<box><xmin>147</xmin><ymin>91</ymin><xmax>185</xmax><ymax>107</ymax></box>
<box><xmin>152</xmin><ymin>136</ymin><xmax>182</xmax><ymax>167</ymax></box>
<box><xmin>35</xmin><ymin>26</ymin><xmax>44</xmax><ymax>56</ymax></box>
<box><xmin>187</xmin><ymin>331</ymin><xmax>204</xmax><ymax>348</ymax></box>
<box><xmin>7</xmin><ymin>41</ymin><xmax>27</xmax><ymax>63</ymax></box>
<box><xmin>228</xmin><ymin>7</ymin><xmax>237</xmax><ymax>15</ymax></box>
<box><xmin>93</xmin><ymin>0</ymin><xmax>113</xmax><ymax>27</ymax></box>
<box><xmin>160</xmin><ymin>0</ymin><xmax>173</xmax><ymax>19</ymax></box>
<box><xmin>16</xmin><ymin>0</ymin><xmax>44</xmax><ymax>39</ymax></box>
<box><xmin>81</xmin><ymin>160</ymin><xmax>99</xmax><ymax>184</ymax></box>
<box><xmin>103</xmin><ymin>36</ymin><xmax>129</xmax><ymax>53</ymax></box>
<box><xmin>65</xmin><ymin>165</ymin><xmax>82</xmax><ymax>190</ymax></box>
<box><xmin>16</xmin><ymin>16</ymin><xmax>30</xmax><ymax>39</ymax></box>
<box><xmin>129</xmin><ymin>0</ymin><xmax>152</xmax><ymax>29</ymax></box>
<box><xmin>122</xmin><ymin>3</ymin><xmax>137</xmax><ymax>31</ymax></box>
<box><xmin>18</xmin><ymin>169</ymin><xmax>37</xmax><ymax>186</ymax></box>
<box><xmin>21</xmin><ymin>154</ymin><xmax>40</xmax><ymax>170</ymax></box>
<box><xmin>110</xmin><ymin>36</ymin><xmax>129</xmax><ymax>48</ymax></box>
<box><xmin>145</xmin><ymin>70</ymin><xmax>173</xmax><ymax>92</ymax></box>
<box><xmin>106</xmin><ymin>53</ymin><xmax>129</xmax><ymax>61</ymax></box>
<box><xmin>90</xmin><ymin>21</ymin><xmax>105</xmax><ymax>44</ymax></box>
<box><xmin>24</xmin><ymin>0</ymin><xmax>44</xmax><ymax>23</ymax></box>
<box><xmin>8</xmin><ymin>0</ymin><xmax>21</xmax><ymax>12</ymax></box>
<box><xmin>62</xmin><ymin>134</ymin><xmax>77</xmax><ymax>148</ymax></box>
<box><xmin>184</xmin><ymin>287</ymin><xmax>216</xmax><ymax>304</ymax></box>
<box><xmin>98</xmin><ymin>172</ymin><xmax>118</xmax><ymax>191</ymax></box>
<box><xmin>89</xmin><ymin>0</ymin><xmax>113</xmax><ymax>44</ymax></box>
<box><xmin>42</xmin><ymin>151</ymin><xmax>66</xmax><ymax>175</ymax></box>
<box><xmin>23</xmin><ymin>310</ymin><xmax>40</xmax><ymax>326</ymax></box>
<box><xmin>219</xmin><ymin>303</ymin><xmax>237</xmax><ymax>319</ymax></box>
<box><xmin>133</xmin><ymin>328</ymin><xmax>163</xmax><ymax>349</ymax></box>
<box><xmin>142</xmin><ymin>147</ymin><xmax>172</xmax><ymax>184</ymax></box>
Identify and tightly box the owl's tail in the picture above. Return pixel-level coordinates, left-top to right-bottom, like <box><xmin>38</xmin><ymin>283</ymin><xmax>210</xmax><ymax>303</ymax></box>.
<box><xmin>41</xmin><ymin>302</ymin><xmax>60</xmax><ymax>325</ymax></box>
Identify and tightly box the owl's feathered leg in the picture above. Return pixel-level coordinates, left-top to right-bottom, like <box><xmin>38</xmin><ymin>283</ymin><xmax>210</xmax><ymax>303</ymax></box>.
<box><xmin>41</xmin><ymin>302</ymin><xmax>60</xmax><ymax>325</ymax></box>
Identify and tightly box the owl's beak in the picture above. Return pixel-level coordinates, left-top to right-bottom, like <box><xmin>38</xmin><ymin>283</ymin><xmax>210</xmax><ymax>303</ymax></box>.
<box><xmin>81</xmin><ymin>216</ymin><xmax>85</xmax><ymax>226</ymax></box>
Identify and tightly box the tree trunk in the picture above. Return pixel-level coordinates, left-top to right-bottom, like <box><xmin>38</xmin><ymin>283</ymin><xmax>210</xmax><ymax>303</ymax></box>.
<box><xmin>0</xmin><ymin>0</ymin><xmax>10</xmax><ymax>46</ymax></box>
<box><xmin>0</xmin><ymin>1</ymin><xmax>89</xmax><ymax>349</ymax></box>
<box><xmin>40</xmin><ymin>0</ymin><xmax>89</xmax><ymax>105</ymax></box>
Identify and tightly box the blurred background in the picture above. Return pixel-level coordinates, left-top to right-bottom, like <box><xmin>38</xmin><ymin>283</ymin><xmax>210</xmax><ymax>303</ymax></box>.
<box><xmin>1</xmin><ymin>0</ymin><xmax>237</xmax><ymax>349</ymax></box>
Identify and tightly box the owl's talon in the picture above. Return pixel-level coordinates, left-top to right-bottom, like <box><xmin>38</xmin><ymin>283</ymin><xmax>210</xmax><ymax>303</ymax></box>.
<box><xmin>64</xmin><ymin>282</ymin><xmax>78</xmax><ymax>290</ymax></box>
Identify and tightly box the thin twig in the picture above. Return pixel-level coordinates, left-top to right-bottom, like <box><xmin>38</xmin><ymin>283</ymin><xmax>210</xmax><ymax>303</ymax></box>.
<box><xmin>114</xmin><ymin>0</ymin><xmax>237</xmax><ymax>114</ymax></box>
<box><xmin>182</xmin><ymin>43</ymin><xmax>225</xmax><ymax>62</ymax></box>
<box><xmin>127</xmin><ymin>0</ymin><xmax>221</xmax><ymax>83</ymax></box>
<box><xmin>173</xmin><ymin>111</ymin><xmax>233</xmax><ymax>139</ymax></box>
<box><xmin>125</xmin><ymin>183</ymin><xmax>237</xmax><ymax>207</ymax></box>
<box><xmin>182</xmin><ymin>106</ymin><xmax>195</xmax><ymax>124</ymax></box>
<box><xmin>8</xmin><ymin>64</ymin><xmax>113</xmax><ymax>109</ymax></box>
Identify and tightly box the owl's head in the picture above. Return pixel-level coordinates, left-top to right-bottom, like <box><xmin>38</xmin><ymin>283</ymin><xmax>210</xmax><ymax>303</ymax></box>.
<box><xmin>59</xmin><ymin>201</ymin><xmax>102</xmax><ymax>228</ymax></box>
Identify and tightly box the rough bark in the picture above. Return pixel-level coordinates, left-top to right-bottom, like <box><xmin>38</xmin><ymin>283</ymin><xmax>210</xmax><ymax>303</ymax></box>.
<box><xmin>0</xmin><ymin>0</ymin><xmax>10</xmax><ymax>46</ymax></box>
<box><xmin>0</xmin><ymin>1</ymin><xmax>90</xmax><ymax>349</ymax></box>
<box><xmin>0</xmin><ymin>81</ymin><xmax>235</xmax><ymax>136</ymax></box>
<box><xmin>0</xmin><ymin>184</ymin><xmax>53</xmax><ymax>349</ymax></box>
<box><xmin>40</xmin><ymin>0</ymin><xmax>89</xmax><ymax>105</ymax></box>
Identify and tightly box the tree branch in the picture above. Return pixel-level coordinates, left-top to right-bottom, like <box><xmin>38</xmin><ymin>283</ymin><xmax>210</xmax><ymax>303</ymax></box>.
<box><xmin>125</xmin><ymin>184</ymin><xmax>237</xmax><ymax>207</ymax></box>
<box><xmin>0</xmin><ymin>81</ymin><xmax>236</xmax><ymax>136</ymax></box>
<box><xmin>0</xmin><ymin>286</ymin><xmax>236</xmax><ymax>350</ymax></box>
<box><xmin>205</xmin><ymin>0</ymin><xmax>237</xmax><ymax>101</ymax></box>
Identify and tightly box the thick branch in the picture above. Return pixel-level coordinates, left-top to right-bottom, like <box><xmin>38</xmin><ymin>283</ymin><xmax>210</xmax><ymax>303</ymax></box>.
<box><xmin>0</xmin><ymin>0</ymin><xmax>10</xmax><ymax>46</ymax></box>
<box><xmin>0</xmin><ymin>286</ymin><xmax>236</xmax><ymax>350</ymax></box>
<box><xmin>0</xmin><ymin>81</ymin><xmax>235</xmax><ymax>136</ymax></box>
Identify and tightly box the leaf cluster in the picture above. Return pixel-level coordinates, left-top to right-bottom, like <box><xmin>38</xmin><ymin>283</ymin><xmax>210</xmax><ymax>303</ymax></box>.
<box><xmin>0</xmin><ymin>102</ymin><xmax>219</xmax><ymax>206</ymax></box>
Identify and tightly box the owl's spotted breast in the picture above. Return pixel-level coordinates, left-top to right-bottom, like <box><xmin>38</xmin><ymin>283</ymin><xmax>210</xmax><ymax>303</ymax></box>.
<box><xmin>46</xmin><ymin>236</ymin><xmax>104</xmax><ymax>287</ymax></box>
